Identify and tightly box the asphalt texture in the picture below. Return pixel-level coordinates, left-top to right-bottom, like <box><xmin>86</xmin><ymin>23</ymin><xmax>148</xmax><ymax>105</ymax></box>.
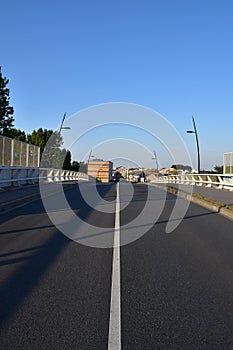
<box><xmin>121</xmin><ymin>186</ymin><xmax>233</xmax><ymax>349</ymax></box>
<box><xmin>0</xmin><ymin>182</ymin><xmax>79</xmax><ymax>211</ymax></box>
<box><xmin>1</xmin><ymin>182</ymin><xmax>233</xmax><ymax>349</ymax></box>
<box><xmin>0</xmin><ymin>183</ymin><xmax>115</xmax><ymax>349</ymax></box>
<box><xmin>169</xmin><ymin>183</ymin><xmax>233</xmax><ymax>206</ymax></box>
<box><xmin>0</xmin><ymin>184</ymin><xmax>40</xmax><ymax>207</ymax></box>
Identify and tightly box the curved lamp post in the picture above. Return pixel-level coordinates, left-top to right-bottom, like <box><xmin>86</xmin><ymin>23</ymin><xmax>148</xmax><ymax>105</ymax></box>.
<box><xmin>56</xmin><ymin>112</ymin><xmax>71</xmax><ymax>169</ymax></box>
<box><xmin>152</xmin><ymin>151</ymin><xmax>159</xmax><ymax>174</ymax></box>
<box><xmin>59</xmin><ymin>112</ymin><xmax>71</xmax><ymax>133</ymax></box>
<box><xmin>187</xmin><ymin>116</ymin><xmax>200</xmax><ymax>174</ymax></box>
<box><xmin>88</xmin><ymin>149</ymin><xmax>95</xmax><ymax>163</ymax></box>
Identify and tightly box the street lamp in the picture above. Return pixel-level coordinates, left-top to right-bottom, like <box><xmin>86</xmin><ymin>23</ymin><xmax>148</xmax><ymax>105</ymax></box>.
<box><xmin>87</xmin><ymin>149</ymin><xmax>95</xmax><ymax>163</ymax></box>
<box><xmin>187</xmin><ymin>116</ymin><xmax>200</xmax><ymax>174</ymax></box>
<box><xmin>59</xmin><ymin>112</ymin><xmax>71</xmax><ymax>133</ymax></box>
<box><xmin>152</xmin><ymin>151</ymin><xmax>159</xmax><ymax>175</ymax></box>
<box><xmin>56</xmin><ymin>112</ymin><xmax>71</xmax><ymax>169</ymax></box>
<box><xmin>85</xmin><ymin>149</ymin><xmax>95</xmax><ymax>175</ymax></box>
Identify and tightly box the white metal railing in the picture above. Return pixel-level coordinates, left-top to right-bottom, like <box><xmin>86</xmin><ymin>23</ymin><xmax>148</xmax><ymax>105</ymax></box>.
<box><xmin>151</xmin><ymin>173</ymin><xmax>233</xmax><ymax>191</ymax></box>
<box><xmin>0</xmin><ymin>167</ymin><xmax>89</xmax><ymax>188</ymax></box>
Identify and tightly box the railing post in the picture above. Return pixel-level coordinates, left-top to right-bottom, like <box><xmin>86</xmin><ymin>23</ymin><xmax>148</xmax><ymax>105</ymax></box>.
<box><xmin>11</xmin><ymin>139</ymin><xmax>14</xmax><ymax>166</ymax></box>
<box><xmin>2</xmin><ymin>137</ymin><xmax>5</xmax><ymax>166</ymax></box>
<box><xmin>26</xmin><ymin>144</ymin><xmax>29</xmax><ymax>167</ymax></box>
<box><xmin>37</xmin><ymin>147</ymin><xmax>40</xmax><ymax>167</ymax></box>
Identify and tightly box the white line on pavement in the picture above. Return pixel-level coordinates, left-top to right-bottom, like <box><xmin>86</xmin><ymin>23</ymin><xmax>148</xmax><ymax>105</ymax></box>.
<box><xmin>108</xmin><ymin>182</ymin><xmax>121</xmax><ymax>350</ymax></box>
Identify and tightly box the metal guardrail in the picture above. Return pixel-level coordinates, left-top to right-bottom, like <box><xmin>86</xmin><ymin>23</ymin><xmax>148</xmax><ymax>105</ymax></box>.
<box><xmin>151</xmin><ymin>173</ymin><xmax>233</xmax><ymax>191</ymax></box>
<box><xmin>0</xmin><ymin>167</ymin><xmax>89</xmax><ymax>188</ymax></box>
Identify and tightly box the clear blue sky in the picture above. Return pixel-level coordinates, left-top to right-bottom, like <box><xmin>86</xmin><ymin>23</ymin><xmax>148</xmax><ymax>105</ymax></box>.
<box><xmin>1</xmin><ymin>0</ymin><xmax>233</xmax><ymax>169</ymax></box>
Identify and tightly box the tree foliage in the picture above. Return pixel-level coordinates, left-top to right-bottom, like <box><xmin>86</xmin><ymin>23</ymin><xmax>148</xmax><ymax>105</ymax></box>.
<box><xmin>0</xmin><ymin>67</ymin><xmax>14</xmax><ymax>134</ymax></box>
<box><xmin>214</xmin><ymin>165</ymin><xmax>223</xmax><ymax>174</ymax></box>
<box><xmin>27</xmin><ymin>128</ymin><xmax>54</xmax><ymax>154</ymax></box>
<box><xmin>2</xmin><ymin>125</ymin><xmax>81</xmax><ymax>170</ymax></box>
<box><xmin>79</xmin><ymin>161</ymin><xmax>87</xmax><ymax>173</ymax></box>
<box><xmin>39</xmin><ymin>130</ymin><xmax>65</xmax><ymax>168</ymax></box>
<box><xmin>3</xmin><ymin>128</ymin><xmax>26</xmax><ymax>142</ymax></box>
<box><xmin>71</xmin><ymin>161</ymin><xmax>80</xmax><ymax>171</ymax></box>
<box><xmin>0</xmin><ymin>68</ymin><xmax>81</xmax><ymax>169</ymax></box>
<box><xmin>171</xmin><ymin>164</ymin><xmax>177</xmax><ymax>169</ymax></box>
<box><xmin>63</xmin><ymin>150</ymin><xmax>72</xmax><ymax>170</ymax></box>
<box><xmin>171</xmin><ymin>164</ymin><xmax>192</xmax><ymax>172</ymax></box>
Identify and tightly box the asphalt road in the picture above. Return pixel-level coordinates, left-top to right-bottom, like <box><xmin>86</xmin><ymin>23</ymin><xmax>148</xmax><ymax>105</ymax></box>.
<box><xmin>1</xmin><ymin>182</ymin><xmax>233</xmax><ymax>349</ymax></box>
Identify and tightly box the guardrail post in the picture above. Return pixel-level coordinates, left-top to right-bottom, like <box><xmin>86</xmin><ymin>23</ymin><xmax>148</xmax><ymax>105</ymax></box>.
<box><xmin>0</xmin><ymin>167</ymin><xmax>87</xmax><ymax>187</ymax></box>
<box><xmin>2</xmin><ymin>137</ymin><xmax>5</xmax><ymax>166</ymax></box>
<box><xmin>26</xmin><ymin>144</ymin><xmax>29</xmax><ymax>167</ymax></box>
<box><xmin>150</xmin><ymin>173</ymin><xmax>233</xmax><ymax>191</ymax></box>
<box><xmin>11</xmin><ymin>139</ymin><xmax>14</xmax><ymax>166</ymax></box>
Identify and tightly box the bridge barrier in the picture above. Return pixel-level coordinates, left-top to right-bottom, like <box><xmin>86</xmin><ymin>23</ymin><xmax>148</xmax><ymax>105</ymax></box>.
<box><xmin>0</xmin><ymin>167</ymin><xmax>88</xmax><ymax>188</ymax></box>
<box><xmin>151</xmin><ymin>173</ymin><xmax>233</xmax><ymax>191</ymax></box>
<box><xmin>224</xmin><ymin>152</ymin><xmax>233</xmax><ymax>174</ymax></box>
<box><xmin>0</xmin><ymin>135</ymin><xmax>40</xmax><ymax>167</ymax></box>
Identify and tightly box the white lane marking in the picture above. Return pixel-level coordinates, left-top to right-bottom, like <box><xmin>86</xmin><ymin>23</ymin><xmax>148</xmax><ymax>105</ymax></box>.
<box><xmin>108</xmin><ymin>182</ymin><xmax>121</xmax><ymax>350</ymax></box>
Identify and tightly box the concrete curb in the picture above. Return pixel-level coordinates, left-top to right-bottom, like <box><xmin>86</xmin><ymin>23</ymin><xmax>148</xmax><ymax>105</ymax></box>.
<box><xmin>219</xmin><ymin>207</ymin><xmax>233</xmax><ymax>221</ymax></box>
<box><xmin>149</xmin><ymin>183</ymin><xmax>233</xmax><ymax>221</ymax></box>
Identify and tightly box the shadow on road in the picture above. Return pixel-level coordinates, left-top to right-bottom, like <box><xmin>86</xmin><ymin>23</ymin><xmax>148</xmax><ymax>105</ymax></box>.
<box><xmin>0</xmin><ymin>183</ymin><xmax>115</xmax><ymax>329</ymax></box>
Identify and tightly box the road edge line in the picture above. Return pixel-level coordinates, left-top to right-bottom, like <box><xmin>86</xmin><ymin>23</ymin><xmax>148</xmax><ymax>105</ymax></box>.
<box><xmin>108</xmin><ymin>182</ymin><xmax>121</xmax><ymax>350</ymax></box>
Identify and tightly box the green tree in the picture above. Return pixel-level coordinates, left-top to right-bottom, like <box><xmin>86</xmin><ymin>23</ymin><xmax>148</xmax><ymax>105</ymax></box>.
<box><xmin>27</xmin><ymin>128</ymin><xmax>54</xmax><ymax>155</ymax></box>
<box><xmin>171</xmin><ymin>164</ymin><xmax>192</xmax><ymax>172</ymax></box>
<box><xmin>171</xmin><ymin>164</ymin><xmax>177</xmax><ymax>170</ymax></box>
<box><xmin>214</xmin><ymin>165</ymin><xmax>223</xmax><ymax>174</ymax></box>
<box><xmin>63</xmin><ymin>150</ymin><xmax>72</xmax><ymax>170</ymax></box>
<box><xmin>79</xmin><ymin>161</ymin><xmax>87</xmax><ymax>173</ymax></box>
<box><xmin>3</xmin><ymin>128</ymin><xmax>27</xmax><ymax>142</ymax></box>
<box><xmin>71</xmin><ymin>161</ymin><xmax>80</xmax><ymax>171</ymax></box>
<box><xmin>40</xmin><ymin>131</ymin><xmax>64</xmax><ymax>168</ymax></box>
<box><xmin>0</xmin><ymin>67</ymin><xmax>14</xmax><ymax>134</ymax></box>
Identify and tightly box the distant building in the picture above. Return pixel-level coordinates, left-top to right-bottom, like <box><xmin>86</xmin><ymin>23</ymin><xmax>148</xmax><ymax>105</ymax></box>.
<box><xmin>88</xmin><ymin>161</ymin><xmax>113</xmax><ymax>183</ymax></box>
<box><xmin>128</xmin><ymin>170</ymin><xmax>142</xmax><ymax>182</ymax></box>
<box><xmin>116</xmin><ymin>166</ymin><xmax>127</xmax><ymax>178</ymax></box>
